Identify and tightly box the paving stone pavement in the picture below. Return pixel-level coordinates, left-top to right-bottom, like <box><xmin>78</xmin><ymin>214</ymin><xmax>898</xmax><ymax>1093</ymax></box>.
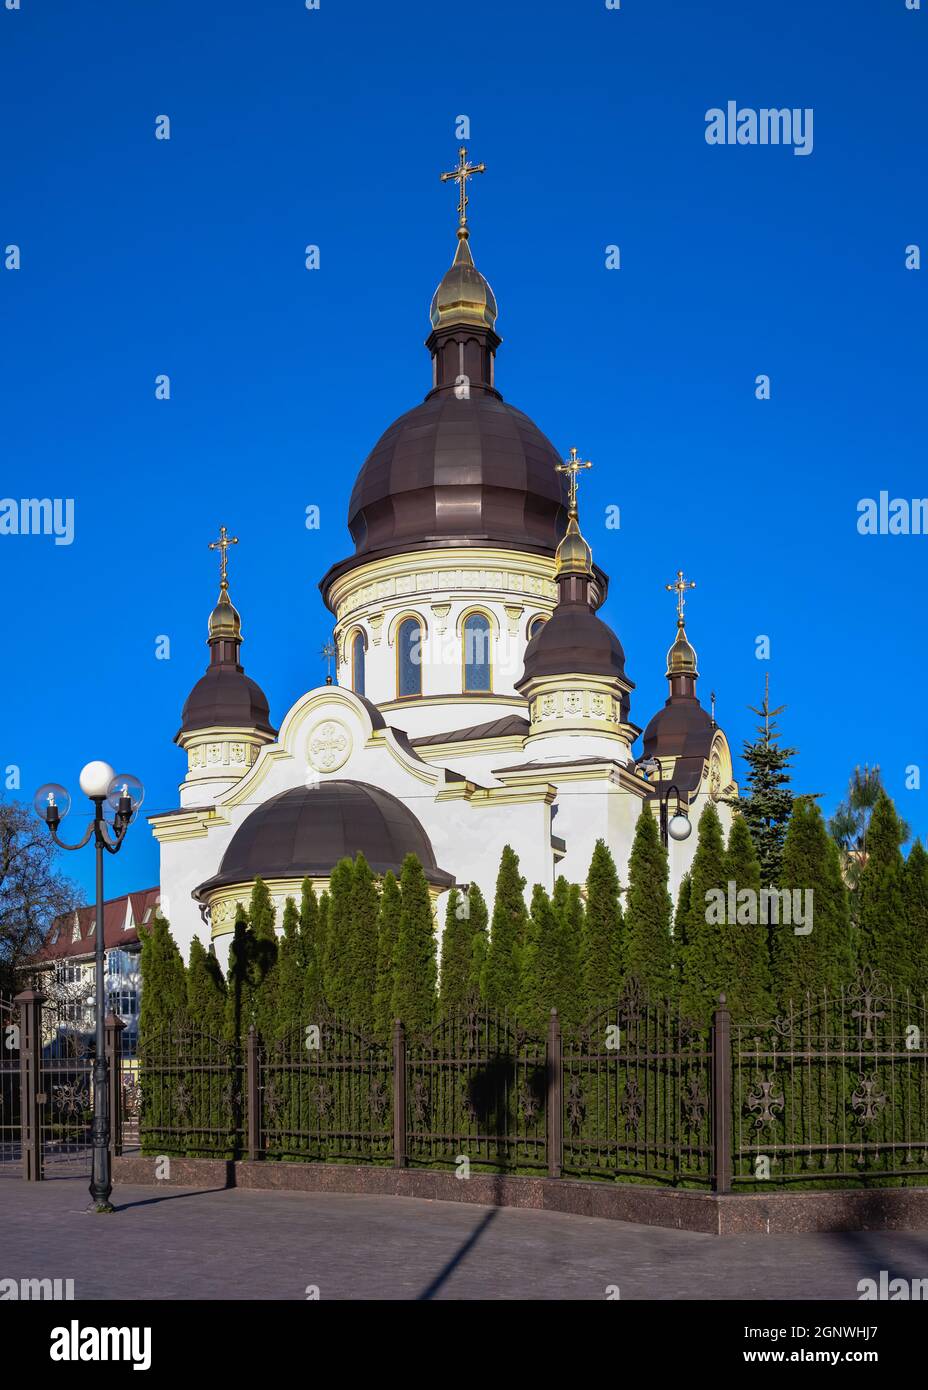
<box><xmin>2</xmin><ymin>1176</ymin><xmax>927</xmax><ymax>1300</ymax></box>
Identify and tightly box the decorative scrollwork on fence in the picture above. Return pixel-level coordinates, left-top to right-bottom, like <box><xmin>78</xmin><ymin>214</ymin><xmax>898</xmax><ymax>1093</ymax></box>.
<box><xmin>618</xmin><ymin>1077</ymin><xmax>643</xmax><ymax>1134</ymax></box>
<box><xmin>52</xmin><ymin>1082</ymin><xmax>89</xmax><ymax>1118</ymax></box>
<box><xmin>744</xmin><ymin>1079</ymin><xmax>785</xmax><ymax>1132</ymax></box>
<box><xmin>681</xmin><ymin>1075</ymin><xmax>708</xmax><ymax>1133</ymax></box>
<box><xmin>566</xmin><ymin>1074</ymin><xmax>585</xmax><ymax>1135</ymax></box>
<box><xmin>848</xmin><ymin>967</ymin><xmax>889</xmax><ymax>1042</ymax></box>
<box><xmin>850</xmin><ymin>1072</ymin><xmax>887</xmax><ymax>1127</ymax></box>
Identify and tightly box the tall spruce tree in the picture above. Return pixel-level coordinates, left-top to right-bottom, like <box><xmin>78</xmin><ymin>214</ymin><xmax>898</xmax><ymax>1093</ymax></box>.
<box><xmin>186</xmin><ymin>936</ymin><xmax>226</xmax><ymax>1036</ymax></box>
<box><xmin>729</xmin><ymin>676</ymin><xmax>796</xmax><ymax>884</ymax></box>
<box><xmin>313</xmin><ymin>891</ymin><xmax>330</xmax><ymax>1007</ymax></box>
<box><xmin>680</xmin><ymin>803</ymin><xmax>728</xmax><ymax>1024</ymax></box>
<box><xmin>483</xmin><ymin>846</ymin><xmax>527</xmax><ymax>1012</ymax></box>
<box><xmin>439</xmin><ymin>888</ymin><xmax>475</xmax><ymax>1017</ymax></box>
<box><xmin>857</xmin><ymin>792</ymin><xmax>909</xmax><ymax>985</ymax></box>
<box><xmin>373</xmin><ymin>870</ymin><xmax>402</xmax><ymax>1041</ymax></box>
<box><xmin>391</xmin><ymin>854</ymin><xmax>438</xmax><ymax>1032</ymax></box>
<box><xmin>465</xmin><ymin>883</ymin><xmax>489</xmax><ymax>1002</ymax></box>
<box><xmin>722</xmin><ymin>814</ymin><xmax>771</xmax><ymax>1021</ymax></box>
<box><xmin>579</xmin><ymin>840</ymin><xmax>624</xmax><ymax>1014</ymax></box>
<box><xmin>624</xmin><ymin>807</ymin><xmax>673</xmax><ymax>1001</ymax></box>
<box><xmin>139</xmin><ymin>912</ymin><xmax>188</xmax><ymax>1038</ymax></box>
<box><xmin>322</xmin><ymin>859</ymin><xmax>354</xmax><ymax>1013</ymax></box>
<box><xmin>224</xmin><ymin>904</ymin><xmax>251</xmax><ymax>1043</ymax></box>
<box><xmin>772</xmin><ymin>796</ymin><xmax>853</xmax><ymax>1008</ymax></box>
<box><xmin>347</xmin><ymin>854</ymin><xmax>379</xmax><ymax>1028</ymax></box>
<box><xmin>904</xmin><ymin>841</ymin><xmax>928</xmax><ymax>999</ymax></box>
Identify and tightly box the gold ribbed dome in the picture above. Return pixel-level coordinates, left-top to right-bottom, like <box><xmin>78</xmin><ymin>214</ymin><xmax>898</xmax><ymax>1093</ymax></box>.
<box><xmin>666</xmin><ymin>620</ymin><xmax>698</xmax><ymax>676</ymax></box>
<box><xmin>208</xmin><ymin>587</ymin><xmax>241</xmax><ymax>642</ymax></box>
<box><xmin>555</xmin><ymin>513</ymin><xmax>593</xmax><ymax>578</ymax></box>
<box><xmin>429</xmin><ymin>230</ymin><xmax>498</xmax><ymax>331</ymax></box>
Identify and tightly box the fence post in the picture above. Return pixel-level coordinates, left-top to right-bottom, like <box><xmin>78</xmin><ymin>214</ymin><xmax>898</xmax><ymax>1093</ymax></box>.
<box><xmin>711</xmin><ymin>993</ymin><xmax>732</xmax><ymax>1195</ymax></box>
<box><xmin>392</xmin><ymin>1019</ymin><xmax>406</xmax><ymax>1169</ymax></box>
<box><xmin>14</xmin><ymin>989</ymin><xmax>45</xmax><ymax>1182</ymax></box>
<box><xmin>246</xmin><ymin>1026</ymin><xmax>261</xmax><ymax>1162</ymax></box>
<box><xmin>105</xmin><ymin>1013</ymin><xmax>126</xmax><ymax>1161</ymax></box>
<box><xmin>547</xmin><ymin>1008</ymin><xmax>562</xmax><ymax>1180</ymax></box>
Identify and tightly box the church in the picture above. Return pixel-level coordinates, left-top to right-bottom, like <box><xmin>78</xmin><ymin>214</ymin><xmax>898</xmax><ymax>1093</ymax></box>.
<box><xmin>149</xmin><ymin>149</ymin><xmax>738</xmax><ymax>969</ymax></box>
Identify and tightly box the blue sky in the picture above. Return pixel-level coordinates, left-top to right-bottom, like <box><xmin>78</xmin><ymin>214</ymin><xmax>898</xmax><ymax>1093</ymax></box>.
<box><xmin>1</xmin><ymin>0</ymin><xmax>924</xmax><ymax>903</ymax></box>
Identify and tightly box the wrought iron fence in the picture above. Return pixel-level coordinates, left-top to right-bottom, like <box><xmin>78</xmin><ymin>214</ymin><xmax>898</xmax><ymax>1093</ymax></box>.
<box><xmin>8</xmin><ymin>972</ymin><xmax>928</xmax><ymax>1191</ymax></box>
<box><xmin>404</xmin><ymin>1009</ymin><xmax>548</xmax><ymax>1173</ymax></box>
<box><xmin>0</xmin><ymin>995</ymin><xmax>21</xmax><ymax>1174</ymax></box>
<box><xmin>562</xmin><ymin>981</ymin><xmax>713</xmax><ymax>1186</ymax></box>
<box><xmin>136</xmin><ymin>1026</ymin><xmax>243</xmax><ymax>1158</ymax></box>
<box><xmin>257</xmin><ymin>1015</ymin><xmax>392</xmax><ymax>1164</ymax></box>
<box><xmin>733</xmin><ymin>969</ymin><xmax>928</xmax><ymax>1186</ymax></box>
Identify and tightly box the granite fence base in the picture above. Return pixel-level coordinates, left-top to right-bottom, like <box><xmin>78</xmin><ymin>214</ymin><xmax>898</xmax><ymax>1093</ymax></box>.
<box><xmin>111</xmin><ymin>1156</ymin><xmax>928</xmax><ymax>1236</ymax></box>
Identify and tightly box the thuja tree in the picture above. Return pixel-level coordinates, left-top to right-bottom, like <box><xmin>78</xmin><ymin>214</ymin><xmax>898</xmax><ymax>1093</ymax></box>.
<box><xmin>185</xmin><ymin>936</ymin><xmax>229</xmax><ymax>1156</ymax></box>
<box><xmin>672</xmin><ymin>873</ymin><xmax>691</xmax><ymax>998</ymax></box>
<box><xmin>322</xmin><ymin>859</ymin><xmax>354</xmax><ymax>1013</ymax></box>
<box><xmin>483</xmin><ymin>846</ymin><xmax>527</xmax><ymax>1012</ymax></box>
<box><xmin>772</xmin><ymin>797</ymin><xmax>853</xmax><ymax>1008</ymax></box>
<box><xmin>857</xmin><ymin>792</ymin><xmax>910</xmax><ymax>985</ymax></box>
<box><xmin>721</xmin><ymin>814</ymin><xmax>771</xmax><ymax>1022</ymax></box>
<box><xmin>579</xmin><ymin>839</ymin><xmax>623</xmax><ymax>1016</ymax></box>
<box><xmin>187</xmin><ymin>936</ymin><xmax>226</xmax><ymax>1035</ymax></box>
<box><xmin>730</xmin><ymin>677</ymin><xmax>796</xmax><ymax>885</ymax></box>
<box><xmin>392</xmin><ymin>854</ymin><xmax>438</xmax><ymax>1033</ymax></box>
<box><xmin>347</xmin><ymin>854</ymin><xmax>379</xmax><ymax>1030</ymax></box>
<box><xmin>519</xmin><ymin>886</ymin><xmax>560</xmax><ymax>1033</ymax></box>
<box><xmin>299</xmin><ymin>879</ymin><xmax>325</xmax><ymax>1018</ymax></box>
<box><xmin>465</xmin><ymin>883</ymin><xmax>489</xmax><ymax>1002</ymax></box>
<box><xmin>138</xmin><ymin>914</ymin><xmax>187</xmax><ymax>1155</ymax></box>
<box><xmin>551</xmin><ymin>876</ymin><xmax>582</xmax><ymax>1026</ymax></box>
<box><xmin>624</xmin><ymin>807</ymin><xmax>673</xmax><ymax>1001</ymax></box>
<box><xmin>224</xmin><ymin>881</ymin><xmax>277</xmax><ymax>1042</ymax></box>
<box><xmin>273</xmin><ymin>898</ymin><xmax>304</xmax><ymax>1040</ymax></box>
<box><xmin>679</xmin><ymin>803</ymin><xmax>728</xmax><ymax>1024</ymax></box>
<box><xmin>373</xmin><ymin>871</ymin><xmax>401</xmax><ymax>1042</ymax></box>
<box><xmin>905</xmin><ymin>841</ymin><xmax>928</xmax><ymax>999</ymax></box>
<box><xmin>138</xmin><ymin>912</ymin><xmax>188</xmax><ymax>1039</ymax></box>
<box><xmin>439</xmin><ymin>888</ymin><xmax>475</xmax><ymax>1018</ymax></box>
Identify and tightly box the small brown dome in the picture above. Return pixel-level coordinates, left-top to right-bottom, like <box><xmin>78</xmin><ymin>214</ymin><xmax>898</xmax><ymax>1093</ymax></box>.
<box><xmin>177</xmin><ymin>666</ymin><xmax>274</xmax><ymax>739</ymax></box>
<box><xmin>518</xmin><ymin>600</ymin><xmax>628</xmax><ymax>687</ymax></box>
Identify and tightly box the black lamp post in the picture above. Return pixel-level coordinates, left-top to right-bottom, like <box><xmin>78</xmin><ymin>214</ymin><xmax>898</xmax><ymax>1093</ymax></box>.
<box><xmin>34</xmin><ymin>761</ymin><xmax>144</xmax><ymax>1213</ymax></box>
<box><xmin>635</xmin><ymin>758</ymin><xmax>692</xmax><ymax>849</ymax></box>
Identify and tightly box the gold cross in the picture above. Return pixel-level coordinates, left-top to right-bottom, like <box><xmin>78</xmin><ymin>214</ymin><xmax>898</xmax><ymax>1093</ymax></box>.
<box><xmin>555</xmin><ymin>446</ymin><xmax>592</xmax><ymax>511</ymax></box>
<box><xmin>208</xmin><ymin>525</ymin><xmax>238</xmax><ymax>590</ymax></box>
<box><xmin>665</xmin><ymin>569</ymin><xmax>696</xmax><ymax>622</ymax></box>
<box><xmin>440</xmin><ymin>146</ymin><xmax>486</xmax><ymax>230</ymax></box>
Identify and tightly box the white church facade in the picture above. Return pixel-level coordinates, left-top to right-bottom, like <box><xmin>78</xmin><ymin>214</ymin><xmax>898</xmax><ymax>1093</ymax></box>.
<box><xmin>149</xmin><ymin>152</ymin><xmax>737</xmax><ymax>969</ymax></box>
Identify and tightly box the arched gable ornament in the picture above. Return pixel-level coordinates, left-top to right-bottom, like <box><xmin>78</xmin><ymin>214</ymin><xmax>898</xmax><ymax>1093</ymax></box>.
<box><xmin>307</xmin><ymin>719</ymin><xmax>352</xmax><ymax>773</ymax></box>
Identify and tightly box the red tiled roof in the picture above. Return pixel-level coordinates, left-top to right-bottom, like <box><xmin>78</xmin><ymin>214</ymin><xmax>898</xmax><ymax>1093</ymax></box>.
<box><xmin>34</xmin><ymin>887</ymin><xmax>160</xmax><ymax>962</ymax></box>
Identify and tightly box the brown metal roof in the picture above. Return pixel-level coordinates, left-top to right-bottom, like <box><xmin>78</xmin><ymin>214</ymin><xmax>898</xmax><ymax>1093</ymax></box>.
<box><xmin>35</xmin><ymin>886</ymin><xmax>160</xmax><ymax>962</ymax></box>
<box><xmin>411</xmin><ymin>715</ymin><xmax>530</xmax><ymax>748</ymax></box>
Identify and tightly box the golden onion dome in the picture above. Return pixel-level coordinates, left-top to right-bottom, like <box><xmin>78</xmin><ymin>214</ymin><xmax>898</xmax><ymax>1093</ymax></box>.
<box><xmin>208</xmin><ymin>587</ymin><xmax>242</xmax><ymax>643</ymax></box>
<box><xmin>429</xmin><ymin>229</ymin><xmax>498</xmax><ymax>331</ymax></box>
<box><xmin>554</xmin><ymin>512</ymin><xmax>593</xmax><ymax>578</ymax></box>
<box><xmin>666</xmin><ymin>620</ymin><xmax>698</xmax><ymax>677</ymax></box>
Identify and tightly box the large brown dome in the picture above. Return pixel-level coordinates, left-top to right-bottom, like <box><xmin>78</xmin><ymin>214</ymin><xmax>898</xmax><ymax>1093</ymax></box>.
<box><xmin>327</xmin><ymin>390</ymin><xmax>569</xmax><ymax>577</ymax></box>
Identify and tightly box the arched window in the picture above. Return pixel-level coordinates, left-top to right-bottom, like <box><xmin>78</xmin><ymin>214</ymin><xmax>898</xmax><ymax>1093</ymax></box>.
<box><xmin>463</xmin><ymin>613</ymin><xmax>492</xmax><ymax>692</ymax></box>
<box><xmin>528</xmin><ymin>616</ymin><xmax>547</xmax><ymax>640</ymax></box>
<box><xmin>397</xmin><ymin>617</ymin><xmax>423</xmax><ymax>698</ymax></box>
<box><xmin>351</xmin><ymin>631</ymin><xmax>366</xmax><ymax>697</ymax></box>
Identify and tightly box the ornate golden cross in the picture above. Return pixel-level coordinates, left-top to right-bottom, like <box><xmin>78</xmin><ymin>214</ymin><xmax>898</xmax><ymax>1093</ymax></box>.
<box><xmin>556</xmin><ymin>446</ymin><xmax>592</xmax><ymax>511</ymax></box>
<box><xmin>208</xmin><ymin>525</ymin><xmax>238</xmax><ymax>590</ymax></box>
<box><xmin>666</xmin><ymin>569</ymin><xmax>696</xmax><ymax>622</ymax></box>
<box><xmin>440</xmin><ymin>146</ymin><xmax>486</xmax><ymax>230</ymax></box>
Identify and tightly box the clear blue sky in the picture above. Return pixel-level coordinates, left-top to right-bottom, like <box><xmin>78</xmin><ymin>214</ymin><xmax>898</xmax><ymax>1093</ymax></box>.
<box><xmin>1</xmin><ymin>0</ymin><xmax>924</xmax><ymax>904</ymax></box>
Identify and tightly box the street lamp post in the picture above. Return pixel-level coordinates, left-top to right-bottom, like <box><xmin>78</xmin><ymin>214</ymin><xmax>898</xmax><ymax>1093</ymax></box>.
<box><xmin>34</xmin><ymin>761</ymin><xmax>144</xmax><ymax>1213</ymax></box>
<box><xmin>635</xmin><ymin>758</ymin><xmax>692</xmax><ymax>849</ymax></box>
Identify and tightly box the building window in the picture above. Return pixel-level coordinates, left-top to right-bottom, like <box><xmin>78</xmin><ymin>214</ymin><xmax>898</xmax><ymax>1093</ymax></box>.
<box><xmin>397</xmin><ymin>617</ymin><xmax>423</xmax><ymax>698</ymax></box>
<box><xmin>528</xmin><ymin>616</ymin><xmax>547</xmax><ymax>640</ymax></box>
<box><xmin>351</xmin><ymin>630</ymin><xmax>366</xmax><ymax>697</ymax></box>
<box><xmin>463</xmin><ymin>613</ymin><xmax>492</xmax><ymax>692</ymax></box>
